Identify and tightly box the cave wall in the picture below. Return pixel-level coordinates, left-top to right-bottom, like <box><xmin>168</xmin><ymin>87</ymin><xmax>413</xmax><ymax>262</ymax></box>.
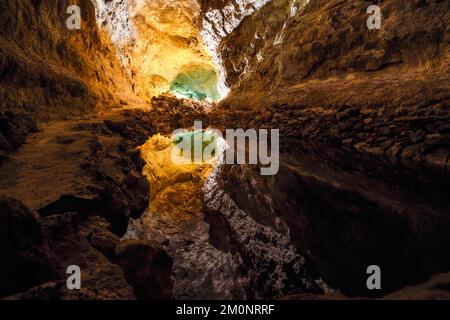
<box><xmin>93</xmin><ymin>0</ymin><xmax>220</xmax><ymax>100</ymax></box>
<box><xmin>201</xmin><ymin>0</ymin><xmax>450</xmax><ymax>298</ymax></box>
<box><xmin>200</xmin><ymin>0</ymin><xmax>274</xmax><ymax>96</ymax></box>
<box><xmin>207</xmin><ymin>149</ymin><xmax>450</xmax><ymax>297</ymax></box>
<box><xmin>214</xmin><ymin>0</ymin><xmax>450</xmax><ymax>108</ymax></box>
<box><xmin>0</xmin><ymin>0</ymin><xmax>132</xmax><ymax>121</ymax></box>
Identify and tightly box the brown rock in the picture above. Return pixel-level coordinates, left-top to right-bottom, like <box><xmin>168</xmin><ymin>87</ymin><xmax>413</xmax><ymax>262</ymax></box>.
<box><xmin>0</xmin><ymin>197</ymin><xmax>55</xmax><ymax>298</ymax></box>
<box><xmin>424</xmin><ymin>149</ymin><xmax>449</xmax><ymax>175</ymax></box>
<box><xmin>39</xmin><ymin>212</ymin><xmax>136</xmax><ymax>300</ymax></box>
<box><xmin>81</xmin><ymin>216</ymin><xmax>120</xmax><ymax>260</ymax></box>
<box><xmin>409</xmin><ymin>131</ymin><xmax>425</xmax><ymax>143</ymax></box>
<box><xmin>114</xmin><ymin>240</ymin><xmax>173</xmax><ymax>300</ymax></box>
<box><xmin>385</xmin><ymin>142</ymin><xmax>405</xmax><ymax>161</ymax></box>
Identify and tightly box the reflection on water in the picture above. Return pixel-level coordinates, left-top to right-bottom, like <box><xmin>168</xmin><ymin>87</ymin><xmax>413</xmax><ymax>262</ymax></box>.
<box><xmin>138</xmin><ymin>133</ymin><xmax>219</xmax><ymax>238</ymax></box>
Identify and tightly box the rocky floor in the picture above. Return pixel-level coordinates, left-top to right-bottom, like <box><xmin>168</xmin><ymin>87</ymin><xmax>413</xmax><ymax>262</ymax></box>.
<box><xmin>1</xmin><ymin>93</ymin><xmax>450</xmax><ymax>299</ymax></box>
<box><xmin>0</xmin><ymin>107</ymin><xmax>172</xmax><ymax>299</ymax></box>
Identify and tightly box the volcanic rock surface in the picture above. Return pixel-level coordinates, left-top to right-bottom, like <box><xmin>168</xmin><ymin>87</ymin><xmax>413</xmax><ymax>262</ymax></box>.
<box><xmin>93</xmin><ymin>0</ymin><xmax>220</xmax><ymax>99</ymax></box>
<box><xmin>0</xmin><ymin>109</ymin><xmax>172</xmax><ymax>299</ymax></box>
<box><xmin>0</xmin><ymin>0</ymin><xmax>134</xmax><ymax>120</ymax></box>
<box><xmin>0</xmin><ymin>0</ymin><xmax>449</xmax><ymax>300</ymax></box>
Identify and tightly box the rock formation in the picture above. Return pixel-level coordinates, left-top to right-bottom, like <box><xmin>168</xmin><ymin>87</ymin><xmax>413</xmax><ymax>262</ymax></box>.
<box><xmin>204</xmin><ymin>0</ymin><xmax>450</xmax><ymax>298</ymax></box>
<box><xmin>0</xmin><ymin>0</ymin><xmax>449</xmax><ymax>301</ymax></box>
<box><xmin>217</xmin><ymin>0</ymin><xmax>449</xmax><ymax>108</ymax></box>
<box><xmin>0</xmin><ymin>0</ymin><xmax>133</xmax><ymax>120</ymax></box>
<box><xmin>93</xmin><ymin>0</ymin><xmax>220</xmax><ymax>99</ymax></box>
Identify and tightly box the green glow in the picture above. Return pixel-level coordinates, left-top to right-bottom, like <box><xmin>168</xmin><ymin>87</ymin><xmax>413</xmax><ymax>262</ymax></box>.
<box><xmin>170</xmin><ymin>66</ymin><xmax>220</xmax><ymax>101</ymax></box>
<box><xmin>172</xmin><ymin>131</ymin><xmax>218</xmax><ymax>162</ymax></box>
<box><xmin>171</xmin><ymin>82</ymin><xmax>208</xmax><ymax>101</ymax></box>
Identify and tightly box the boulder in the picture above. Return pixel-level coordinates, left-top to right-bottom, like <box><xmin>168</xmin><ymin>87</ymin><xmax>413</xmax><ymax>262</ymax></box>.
<box><xmin>0</xmin><ymin>196</ymin><xmax>55</xmax><ymax>297</ymax></box>
<box><xmin>114</xmin><ymin>240</ymin><xmax>173</xmax><ymax>300</ymax></box>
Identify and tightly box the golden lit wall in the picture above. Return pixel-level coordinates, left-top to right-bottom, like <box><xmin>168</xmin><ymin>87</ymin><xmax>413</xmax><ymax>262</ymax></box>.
<box><xmin>127</xmin><ymin>0</ymin><xmax>219</xmax><ymax>99</ymax></box>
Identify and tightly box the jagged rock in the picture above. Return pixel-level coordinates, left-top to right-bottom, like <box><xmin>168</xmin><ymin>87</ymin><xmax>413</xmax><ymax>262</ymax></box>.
<box><xmin>0</xmin><ymin>112</ymin><xmax>39</xmax><ymax>163</ymax></box>
<box><xmin>36</xmin><ymin>211</ymin><xmax>136</xmax><ymax>300</ymax></box>
<box><xmin>206</xmin><ymin>152</ymin><xmax>450</xmax><ymax>297</ymax></box>
<box><xmin>114</xmin><ymin>240</ymin><xmax>174</xmax><ymax>300</ymax></box>
<box><xmin>203</xmin><ymin>165</ymin><xmax>326</xmax><ymax>299</ymax></box>
<box><xmin>148</xmin><ymin>93</ymin><xmax>212</xmax><ymax>134</ymax></box>
<box><xmin>93</xmin><ymin>0</ymin><xmax>220</xmax><ymax>99</ymax></box>
<box><xmin>216</xmin><ymin>0</ymin><xmax>448</xmax><ymax>107</ymax></box>
<box><xmin>0</xmin><ymin>197</ymin><xmax>55</xmax><ymax>298</ymax></box>
<box><xmin>40</xmin><ymin>212</ymin><xmax>80</xmax><ymax>243</ymax></box>
<box><xmin>0</xmin><ymin>109</ymin><xmax>170</xmax><ymax>299</ymax></box>
<box><xmin>81</xmin><ymin>216</ymin><xmax>120</xmax><ymax>260</ymax></box>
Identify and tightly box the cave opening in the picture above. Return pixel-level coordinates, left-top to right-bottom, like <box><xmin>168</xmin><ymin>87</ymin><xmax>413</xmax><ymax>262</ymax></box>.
<box><xmin>169</xmin><ymin>65</ymin><xmax>220</xmax><ymax>102</ymax></box>
<box><xmin>92</xmin><ymin>0</ymin><xmax>226</xmax><ymax>102</ymax></box>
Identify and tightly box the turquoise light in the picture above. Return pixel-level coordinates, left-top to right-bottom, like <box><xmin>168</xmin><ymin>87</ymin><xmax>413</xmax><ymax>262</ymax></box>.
<box><xmin>169</xmin><ymin>66</ymin><xmax>220</xmax><ymax>101</ymax></box>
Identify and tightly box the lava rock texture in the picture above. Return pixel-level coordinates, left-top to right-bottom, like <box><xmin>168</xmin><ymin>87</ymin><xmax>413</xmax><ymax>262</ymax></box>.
<box><xmin>202</xmin><ymin>0</ymin><xmax>450</xmax><ymax>298</ymax></box>
<box><xmin>1</xmin><ymin>0</ymin><xmax>449</xmax><ymax>300</ymax></box>
<box><xmin>0</xmin><ymin>110</ymin><xmax>174</xmax><ymax>300</ymax></box>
